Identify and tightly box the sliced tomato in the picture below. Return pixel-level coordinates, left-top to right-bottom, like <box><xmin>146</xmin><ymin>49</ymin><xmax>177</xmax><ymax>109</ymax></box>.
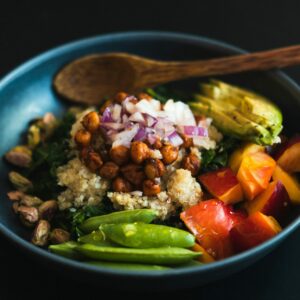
<box><xmin>180</xmin><ymin>199</ymin><xmax>246</xmax><ymax>259</ymax></box>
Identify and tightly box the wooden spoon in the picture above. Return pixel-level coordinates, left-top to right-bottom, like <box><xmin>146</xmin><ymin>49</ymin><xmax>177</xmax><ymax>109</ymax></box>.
<box><xmin>54</xmin><ymin>45</ymin><xmax>300</xmax><ymax>105</ymax></box>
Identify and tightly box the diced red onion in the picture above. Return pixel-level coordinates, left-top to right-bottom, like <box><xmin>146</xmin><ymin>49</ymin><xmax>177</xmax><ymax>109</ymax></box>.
<box><xmin>100</xmin><ymin>98</ymin><xmax>207</xmax><ymax>149</ymax></box>
<box><xmin>182</xmin><ymin>125</ymin><xmax>208</xmax><ymax>137</ymax></box>
<box><xmin>143</xmin><ymin>114</ymin><xmax>157</xmax><ymax>127</ymax></box>
<box><xmin>112</xmin><ymin>124</ymin><xmax>139</xmax><ymax>148</ymax></box>
<box><xmin>134</xmin><ymin>127</ymin><xmax>147</xmax><ymax>141</ymax></box>
<box><xmin>122</xmin><ymin>114</ymin><xmax>129</xmax><ymax>124</ymax></box>
<box><xmin>112</xmin><ymin>104</ymin><xmax>122</xmax><ymax>122</ymax></box>
<box><xmin>129</xmin><ymin>112</ymin><xmax>145</xmax><ymax>123</ymax></box>
<box><xmin>154</xmin><ymin>117</ymin><xmax>175</xmax><ymax>136</ymax></box>
<box><xmin>122</xmin><ymin>97</ymin><xmax>137</xmax><ymax>114</ymax></box>
<box><xmin>147</xmin><ymin>133</ymin><xmax>157</xmax><ymax>145</ymax></box>
<box><xmin>168</xmin><ymin>131</ymin><xmax>183</xmax><ymax>147</ymax></box>
<box><xmin>123</xmin><ymin>95</ymin><xmax>137</xmax><ymax>103</ymax></box>
<box><xmin>101</xmin><ymin>122</ymin><xmax>124</xmax><ymax>130</ymax></box>
<box><xmin>102</xmin><ymin>107</ymin><xmax>113</xmax><ymax>122</ymax></box>
<box><xmin>135</xmin><ymin>99</ymin><xmax>160</xmax><ymax>117</ymax></box>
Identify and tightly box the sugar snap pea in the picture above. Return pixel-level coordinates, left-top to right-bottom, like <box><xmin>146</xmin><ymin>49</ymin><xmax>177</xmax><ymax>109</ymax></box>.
<box><xmin>78</xmin><ymin>230</ymin><xmax>117</xmax><ymax>247</ymax></box>
<box><xmin>80</xmin><ymin>209</ymin><xmax>157</xmax><ymax>233</ymax></box>
<box><xmin>76</xmin><ymin>244</ymin><xmax>200</xmax><ymax>265</ymax></box>
<box><xmin>49</xmin><ymin>241</ymin><xmax>81</xmax><ymax>259</ymax></box>
<box><xmin>86</xmin><ymin>261</ymin><xmax>170</xmax><ymax>271</ymax></box>
<box><xmin>100</xmin><ymin>223</ymin><xmax>195</xmax><ymax>248</ymax></box>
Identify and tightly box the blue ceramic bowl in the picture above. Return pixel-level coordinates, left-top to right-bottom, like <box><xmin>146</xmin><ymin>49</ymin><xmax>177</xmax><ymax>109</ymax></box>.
<box><xmin>0</xmin><ymin>31</ymin><xmax>299</xmax><ymax>290</ymax></box>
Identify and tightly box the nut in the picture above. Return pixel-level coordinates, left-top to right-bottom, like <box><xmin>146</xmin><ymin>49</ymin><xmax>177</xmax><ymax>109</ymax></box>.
<box><xmin>18</xmin><ymin>206</ymin><xmax>39</xmax><ymax>224</ymax></box>
<box><xmin>5</xmin><ymin>145</ymin><xmax>32</xmax><ymax>167</ymax></box>
<box><xmin>7</xmin><ymin>191</ymin><xmax>24</xmax><ymax>201</ymax></box>
<box><xmin>20</xmin><ymin>195</ymin><xmax>43</xmax><ymax>207</ymax></box>
<box><xmin>32</xmin><ymin>220</ymin><xmax>51</xmax><ymax>246</ymax></box>
<box><xmin>50</xmin><ymin>228</ymin><xmax>71</xmax><ymax>244</ymax></box>
<box><xmin>27</xmin><ymin>124</ymin><xmax>41</xmax><ymax>148</ymax></box>
<box><xmin>38</xmin><ymin>200</ymin><xmax>58</xmax><ymax>221</ymax></box>
<box><xmin>12</xmin><ymin>202</ymin><xmax>19</xmax><ymax>214</ymax></box>
<box><xmin>8</xmin><ymin>172</ymin><xmax>33</xmax><ymax>192</ymax></box>
<box><xmin>43</xmin><ymin>112</ymin><xmax>56</xmax><ymax>125</ymax></box>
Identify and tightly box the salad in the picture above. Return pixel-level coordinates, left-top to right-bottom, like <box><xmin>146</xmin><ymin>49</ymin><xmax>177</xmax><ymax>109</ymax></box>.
<box><xmin>5</xmin><ymin>79</ymin><xmax>299</xmax><ymax>269</ymax></box>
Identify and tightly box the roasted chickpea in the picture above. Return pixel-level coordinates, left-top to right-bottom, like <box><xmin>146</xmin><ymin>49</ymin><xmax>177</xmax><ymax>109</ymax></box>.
<box><xmin>109</xmin><ymin>145</ymin><xmax>130</xmax><ymax>166</ymax></box>
<box><xmin>160</xmin><ymin>145</ymin><xmax>179</xmax><ymax>165</ymax></box>
<box><xmin>114</xmin><ymin>92</ymin><xmax>129</xmax><ymax>104</ymax></box>
<box><xmin>153</xmin><ymin>138</ymin><xmax>162</xmax><ymax>149</ymax></box>
<box><xmin>100</xmin><ymin>99</ymin><xmax>113</xmax><ymax>114</ymax></box>
<box><xmin>81</xmin><ymin>149</ymin><xmax>103</xmax><ymax>172</ymax></box>
<box><xmin>180</xmin><ymin>133</ymin><xmax>193</xmax><ymax>148</ymax></box>
<box><xmin>145</xmin><ymin>159</ymin><xmax>165</xmax><ymax>179</ymax></box>
<box><xmin>99</xmin><ymin>161</ymin><xmax>119</xmax><ymax>179</ymax></box>
<box><xmin>121</xmin><ymin>164</ymin><xmax>145</xmax><ymax>186</ymax></box>
<box><xmin>182</xmin><ymin>153</ymin><xmax>200</xmax><ymax>176</ymax></box>
<box><xmin>74</xmin><ymin>129</ymin><xmax>91</xmax><ymax>147</ymax></box>
<box><xmin>137</xmin><ymin>92</ymin><xmax>152</xmax><ymax>100</ymax></box>
<box><xmin>143</xmin><ymin>179</ymin><xmax>161</xmax><ymax>196</ymax></box>
<box><xmin>82</xmin><ymin>111</ymin><xmax>100</xmax><ymax>133</ymax></box>
<box><xmin>130</xmin><ymin>141</ymin><xmax>150</xmax><ymax>164</ymax></box>
<box><xmin>112</xmin><ymin>177</ymin><xmax>132</xmax><ymax>192</ymax></box>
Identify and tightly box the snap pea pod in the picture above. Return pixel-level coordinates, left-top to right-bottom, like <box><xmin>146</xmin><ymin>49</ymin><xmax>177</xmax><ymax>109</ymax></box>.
<box><xmin>76</xmin><ymin>244</ymin><xmax>200</xmax><ymax>265</ymax></box>
<box><xmin>49</xmin><ymin>242</ymin><xmax>81</xmax><ymax>259</ymax></box>
<box><xmin>80</xmin><ymin>209</ymin><xmax>158</xmax><ymax>233</ymax></box>
<box><xmin>100</xmin><ymin>223</ymin><xmax>195</xmax><ymax>248</ymax></box>
<box><xmin>86</xmin><ymin>261</ymin><xmax>170</xmax><ymax>271</ymax></box>
<box><xmin>78</xmin><ymin>230</ymin><xmax>117</xmax><ymax>247</ymax></box>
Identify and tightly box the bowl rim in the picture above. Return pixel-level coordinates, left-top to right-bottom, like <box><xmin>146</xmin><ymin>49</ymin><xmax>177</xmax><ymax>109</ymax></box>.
<box><xmin>1</xmin><ymin>30</ymin><xmax>300</xmax><ymax>279</ymax></box>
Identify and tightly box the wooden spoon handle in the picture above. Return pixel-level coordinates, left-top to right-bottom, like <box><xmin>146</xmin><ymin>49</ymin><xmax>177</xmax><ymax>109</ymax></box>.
<box><xmin>146</xmin><ymin>45</ymin><xmax>300</xmax><ymax>85</ymax></box>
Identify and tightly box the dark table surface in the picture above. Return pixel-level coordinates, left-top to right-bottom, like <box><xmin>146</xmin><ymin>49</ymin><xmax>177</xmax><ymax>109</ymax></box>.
<box><xmin>2</xmin><ymin>1</ymin><xmax>300</xmax><ymax>299</ymax></box>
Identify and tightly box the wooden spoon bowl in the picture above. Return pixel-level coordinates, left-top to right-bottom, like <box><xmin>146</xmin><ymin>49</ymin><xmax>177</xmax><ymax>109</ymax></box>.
<box><xmin>54</xmin><ymin>45</ymin><xmax>300</xmax><ymax>105</ymax></box>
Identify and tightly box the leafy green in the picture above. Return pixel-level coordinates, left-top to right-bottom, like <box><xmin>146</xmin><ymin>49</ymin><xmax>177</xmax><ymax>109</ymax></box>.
<box><xmin>201</xmin><ymin>136</ymin><xmax>238</xmax><ymax>172</ymax></box>
<box><xmin>54</xmin><ymin>202</ymin><xmax>114</xmax><ymax>239</ymax></box>
<box><xmin>145</xmin><ymin>86</ymin><xmax>190</xmax><ymax>103</ymax></box>
<box><xmin>27</xmin><ymin>112</ymin><xmax>75</xmax><ymax>198</ymax></box>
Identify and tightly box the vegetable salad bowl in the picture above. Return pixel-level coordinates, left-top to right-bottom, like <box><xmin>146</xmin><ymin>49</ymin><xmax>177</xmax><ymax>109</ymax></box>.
<box><xmin>0</xmin><ymin>31</ymin><xmax>300</xmax><ymax>290</ymax></box>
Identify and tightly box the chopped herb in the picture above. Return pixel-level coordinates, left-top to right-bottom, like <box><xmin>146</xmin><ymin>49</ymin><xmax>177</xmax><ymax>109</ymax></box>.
<box><xmin>201</xmin><ymin>136</ymin><xmax>238</xmax><ymax>172</ymax></box>
<box><xmin>27</xmin><ymin>112</ymin><xmax>75</xmax><ymax>198</ymax></box>
<box><xmin>54</xmin><ymin>202</ymin><xmax>114</xmax><ymax>239</ymax></box>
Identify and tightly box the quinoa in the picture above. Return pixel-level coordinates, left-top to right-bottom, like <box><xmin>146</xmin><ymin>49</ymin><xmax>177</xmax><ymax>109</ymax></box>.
<box><xmin>56</xmin><ymin>158</ymin><xmax>109</xmax><ymax>210</ymax></box>
<box><xmin>167</xmin><ymin>169</ymin><xmax>202</xmax><ymax>209</ymax></box>
<box><xmin>108</xmin><ymin>168</ymin><xmax>203</xmax><ymax>219</ymax></box>
<box><xmin>107</xmin><ymin>191</ymin><xmax>176</xmax><ymax>220</ymax></box>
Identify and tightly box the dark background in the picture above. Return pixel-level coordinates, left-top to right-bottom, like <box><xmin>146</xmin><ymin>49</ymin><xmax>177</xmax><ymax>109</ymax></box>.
<box><xmin>2</xmin><ymin>1</ymin><xmax>300</xmax><ymax>299</ymax></box>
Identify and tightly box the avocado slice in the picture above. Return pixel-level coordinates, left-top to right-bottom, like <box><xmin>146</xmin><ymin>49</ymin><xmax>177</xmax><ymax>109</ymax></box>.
<box><xmin>190</xmin><ymin>80</ymin><xmax>282</xmax><ymax>145</ymax></box>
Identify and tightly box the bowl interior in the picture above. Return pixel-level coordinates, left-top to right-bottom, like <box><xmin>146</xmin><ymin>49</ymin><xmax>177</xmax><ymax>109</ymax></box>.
<box><xmin>0</xmin><ymin>32</ymin><xmax>300</xmax><ymax>287</ymax></box>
